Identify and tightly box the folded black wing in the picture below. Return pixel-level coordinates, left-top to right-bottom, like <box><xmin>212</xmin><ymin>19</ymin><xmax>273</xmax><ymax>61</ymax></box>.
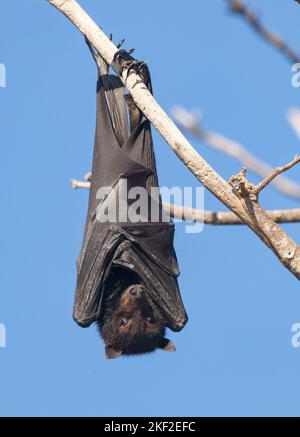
<box><xmin>73</xmin><ymin>51</ymin><xmax>188</xmax><ymax>331</ymax></box>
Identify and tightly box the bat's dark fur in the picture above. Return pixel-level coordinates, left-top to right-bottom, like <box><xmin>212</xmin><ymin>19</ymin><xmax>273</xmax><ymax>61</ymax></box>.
<box><xmin>97</xmin><ymin>268</ymin><xmax>171</xmax><ymax>358</ymax></box>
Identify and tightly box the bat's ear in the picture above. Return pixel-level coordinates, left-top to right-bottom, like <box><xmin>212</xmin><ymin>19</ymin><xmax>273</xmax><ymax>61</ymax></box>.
<box><xmin>105</xmin><ymin>345</ymin><xmax>122</xmax><ymax>359</ymax></box>
<box><xmin>159</xmin><ymin>338</ymin><xmax>176</xmax><ymax>352</ymax></box>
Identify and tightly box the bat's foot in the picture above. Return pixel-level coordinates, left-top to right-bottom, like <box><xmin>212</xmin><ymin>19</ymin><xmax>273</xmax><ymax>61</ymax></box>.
<box><xmin>119</xmin><ymin>60</ymin><xmax>147</xmax><ymax>80</ymax></box>
<box><xmin>109</xmin><ymin>34</ymin><xmax>126</xmax><ymax>49</ymax></box>
<box><xmin>85</xmin><ymin>36</ymin><xmax>109</xmax><ymax>73</ymax></box>
<box><xmin>113</xmin><ymin>50</ymin><xmax>148</xmax><ymax>83</ymax></box>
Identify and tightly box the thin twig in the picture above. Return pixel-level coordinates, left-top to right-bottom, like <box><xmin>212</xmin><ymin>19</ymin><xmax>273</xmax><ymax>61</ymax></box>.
<box><xmin>256</xmin><ymin>156</ymin><xmax>300</xmax><ymax>193</ymax></box>
<box><xmin>228</xmin><ymin>0</ymin><xmax>300</xmax><ymax>64</ymax></box>
<box><xmin>70</xmin><ymin>177</ymin><xmax>300</xmax><ymax>225</ymax></box>
<box><xmin>172</xmin><ymin>106</ymin><xmax>300</xmax><ymax>199</ymax></box>
<box><xmin>70</xmin><ymin>179</ymin><xmax>90</xmax><ymax>189</ymax></box>
<box><xmin>229</xmin><ymin>157</ymin><xmax>300</xmax><ymax>200</ymax></box>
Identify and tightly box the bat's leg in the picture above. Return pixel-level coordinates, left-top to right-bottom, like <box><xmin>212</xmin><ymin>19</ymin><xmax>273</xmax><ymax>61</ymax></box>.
<box><xmin>85</xmin><ymin>38</ymin><xmax>101</xmax><ymax>65</ymax></box>
<box><xmin>84</xmin><ymin>36</ymin><xmax>109</xmax><ymax>73</ymax></box>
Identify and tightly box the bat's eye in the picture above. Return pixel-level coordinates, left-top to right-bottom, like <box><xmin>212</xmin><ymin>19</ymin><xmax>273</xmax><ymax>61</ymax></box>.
<box><xmin>146</xmin><ymin>316</ymin><xmax>154</xmax><ymax>324</ymax></box>
<box><xmin>121</xmin><ymin>317</ymin><xmax>129</xmax><ymax>326</ymax></box>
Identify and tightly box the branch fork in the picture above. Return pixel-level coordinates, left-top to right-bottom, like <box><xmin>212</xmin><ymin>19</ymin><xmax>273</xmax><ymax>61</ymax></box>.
<box><xmin>229</xmin><ymin>157</ymin><xmax>300</xmax><ymax>203</ymax></box>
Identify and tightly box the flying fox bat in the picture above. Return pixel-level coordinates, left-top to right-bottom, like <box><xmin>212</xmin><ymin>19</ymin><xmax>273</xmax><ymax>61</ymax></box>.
<box><xmin>73</xmin><ymin>44</ymin><xmax>188</xmax><ymax>358</ymax></box>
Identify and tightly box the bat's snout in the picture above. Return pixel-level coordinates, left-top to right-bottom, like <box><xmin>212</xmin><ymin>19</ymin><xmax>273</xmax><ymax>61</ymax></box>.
<box><xmin>129</xmin><ymin>284</ymin><xmax>144</xmax><ymax>297</ymax></box>
<box><xmin>172</xmin><ymin>314</ymin><xmax>188</xmax><ymax>331</ymax></box>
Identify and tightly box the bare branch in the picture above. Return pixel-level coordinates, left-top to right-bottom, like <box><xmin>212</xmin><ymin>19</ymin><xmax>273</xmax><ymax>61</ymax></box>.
<box><xmin>229</xmin><ymin>166</ymin><xmax>257</xmax><ymax>200</ymax></box>
<box><xmin>167</xmin><ymin>203</ymin><xmax>300</xmax><ymax>225</ymax></box>
<box><xmin>229</xmin><ymin>157</ymin><xmax>300</xmax><ymax>201</ymax></box>
<box><xmin>71</xmin><ymin>177</ymin><xmax>300</xmax><ymax>225</ymax></box>
<box><xmin>228</xmin><ymin>0</ymin><xmax>300</xmax><ymax>64</ymax></box>
<box><xmin>48</xmin><ymin>0</ymin><xmax>300</xmax><ymax>279</ymax></box>
<box><xmin>172</xmin><ymin>106</ymin><xmax>300</xmax><ymax>200</ymax></box>
<box><xmin>227</xmin><ymin>166</ymin><xmax>300</xmax><ymax>276</ymax></box>
<box><xmin>70</xmin><ymin>178</ymin><xmax>90</xmax><ymax>189</ymax></box>
<box><xmin>256</xmin><ymin>156</ymin><xmax>300</xmax><ymax>193</ymax></box>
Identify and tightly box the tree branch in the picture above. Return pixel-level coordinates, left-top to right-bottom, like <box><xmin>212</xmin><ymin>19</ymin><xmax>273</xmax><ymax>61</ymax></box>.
<box><xmin>47</xmin><ymin>0</ymin><xmax>300</xmax><ymax>279</ymax></box>
<box><xmin>172</xmin><ymin>106</ymin><xmax>300</xmax><ymax>200</ymax></box>
<box><xmin>228</xmin><ymin>164</ymin><xmax>300</xmax><ymax>277</ymax></box>
<box><xmin>229</xmin><ymin>157</ymin><xmax>300</xmax><ymax>202</ymax></box>
<box><xmin>228</xmin><ymin>0</ymin><xmax>300</xmax><ymax>64</ymax></box>
<box><xmin>256</xmin><ymin>156</ymin><xmax>300</xmax><ymax>193</ymax></box>
<box><xmin>70</xmin><ymin>177</ymin><xmax>300</xmax><ymax>225</ymax></box>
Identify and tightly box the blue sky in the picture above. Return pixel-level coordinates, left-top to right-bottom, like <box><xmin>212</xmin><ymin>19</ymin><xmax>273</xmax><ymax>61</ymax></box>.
<box><xmin>1</xmin><ymin>0</ymin><xmax>300</xmax><ymax>417</ymax></box>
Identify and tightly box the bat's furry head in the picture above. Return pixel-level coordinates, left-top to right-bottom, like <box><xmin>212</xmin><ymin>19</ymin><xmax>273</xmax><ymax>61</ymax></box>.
<box><xmin>97</xmin><ymin>268</ymin><xmax>175</xmax><ymax>359</ymax></box>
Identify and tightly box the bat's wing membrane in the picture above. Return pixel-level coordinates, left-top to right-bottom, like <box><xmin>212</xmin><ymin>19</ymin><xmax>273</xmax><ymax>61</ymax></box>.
<box><xmin>74</xmin><ymin>52</ymin><xmax>188</xmax><ymax>331</ymax></box>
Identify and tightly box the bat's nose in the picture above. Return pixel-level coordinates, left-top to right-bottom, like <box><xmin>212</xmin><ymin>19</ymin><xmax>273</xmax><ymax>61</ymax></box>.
<box><xmin>130</xmin><ymin>284</ymin><xmax>143</xmax><ymax>296</ymax></box>
<box><xmin>173</xmin><ymin>315</ymin><xmax>188</xmax><ymax>331</ymax></box>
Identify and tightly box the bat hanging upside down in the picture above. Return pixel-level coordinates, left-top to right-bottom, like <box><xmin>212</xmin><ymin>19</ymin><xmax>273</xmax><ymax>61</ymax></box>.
<box><xmin>73</xmin><ymin>43</ymin><xmax>188</xmax><ymax>359</ymax></box>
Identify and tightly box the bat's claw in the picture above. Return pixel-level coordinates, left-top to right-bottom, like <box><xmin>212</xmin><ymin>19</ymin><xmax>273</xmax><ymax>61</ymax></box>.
<box><xmin>117</xmin><ymin>38</ymin><xmax>125</xmax><ymax>49</ymax></box>
<box><xmin>113</xmin><ymin>50</ymin><xmax>150</xmax><ymax>88</ymax></box>
<box><xmin>122</xmin><ymin>61</ymin><xmax>147</xmax><ymax>83</ymax></box>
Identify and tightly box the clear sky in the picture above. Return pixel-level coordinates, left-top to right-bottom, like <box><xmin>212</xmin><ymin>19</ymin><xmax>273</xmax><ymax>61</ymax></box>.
<box><xmin>1</xmin><ymin>0</ymin><xmax>300</xmax><ymax>417</ymax></box>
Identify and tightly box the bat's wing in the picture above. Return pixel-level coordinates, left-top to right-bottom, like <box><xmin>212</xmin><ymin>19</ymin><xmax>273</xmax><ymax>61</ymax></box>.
<box><xmin>73</xmin><ymin>51</ymin><xmax>188</xmax><ymax>331</ymax></box>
